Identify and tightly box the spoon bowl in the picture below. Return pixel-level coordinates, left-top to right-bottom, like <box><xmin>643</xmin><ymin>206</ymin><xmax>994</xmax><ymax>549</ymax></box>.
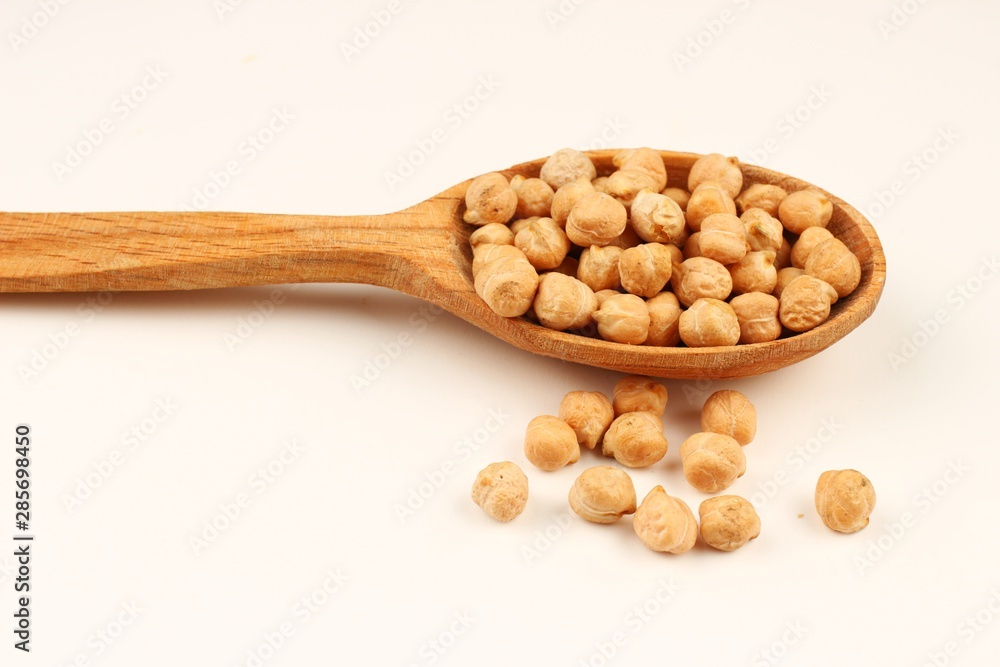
<box><xmin>0</xmin><ymin>149</ymin><xmax>885</xmax><ymax>379</ymax></box>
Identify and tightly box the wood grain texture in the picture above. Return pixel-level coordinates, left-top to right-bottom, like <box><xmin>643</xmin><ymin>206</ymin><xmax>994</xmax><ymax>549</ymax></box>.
<box><xmin>0</xmin><ymin>150</ymin><xmax>886</xmax><ymax>379</ymax></box>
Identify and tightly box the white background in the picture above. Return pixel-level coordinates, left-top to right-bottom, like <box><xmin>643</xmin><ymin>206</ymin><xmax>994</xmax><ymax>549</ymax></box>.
<box><xmin>2</xmin><ymin>1</ymin><xmax>1000</xmax><ymax>666</ymax></box>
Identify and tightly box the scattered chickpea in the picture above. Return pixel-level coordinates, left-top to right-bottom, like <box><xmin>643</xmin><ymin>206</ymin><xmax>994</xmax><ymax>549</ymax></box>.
<box><xmin>602</xmin><ymin>411</ymin><xmax>668</xmax><ymax>467</ymax></box>
<box><xmin>790</xmin><ymin>227</ymin><xmax>834</xmax><ymax>269</ymax></box>
<box><xmin>463</xmin><ymin>172</ymin><xmax>517</xmax><ymax>226</ymax></box>
<box><xmin>613</xmin><ymin>375</ymin><xmax>668</xmax><ymax>416</ymax></box>
<box><xmin>471</xmin><ymin>461</ymin><xmax>529</xmax><ymax>522</ymax></box>
<box><xmin>728</xmin><ymin>250</ymin><xmax>778</xmax><ymax>295</ymax></box>
<box><xmin>701</xmin><ymin>389</ymin><xmax>757</xmax><ymax>445</ymax></box>
<box><xmin>469</xmin><ymin>223</ymin><xmax>514</xmax><ymax>249</ymax></box>
<box><xmin>671</xmin><ymin>257</ymin><xmax>733</xmax><ymax>308</ymax></box>
<box><xmin>550</xmin><ymin>176</ymin><xmax>595</xmax><ymax>225</ymax></box>
<box><xmin>577</xmin><ymin>244</ymin><xmax>624</xmax><ymax>292</ymax></box>
<box><xmin>774</xmin><ymin>237</ymin><xmax>793</xmax><ymax>270</ymax></box>
<box><xmin>559</xmin><ymin>390</ymin><xmax>615</xmax><ymax>450</ymax></box>
<box><xmin>539</xmin><ymin>148</ymin><xmax>597</xmax><ymax>190</ymax></box>
<box><xmin>729</xmin><ymin>292</ymin><xmax>782</xmax><ymax>344</ymax></box>
<box><xmin>815</xmin><ymin>469</ymin><xmax>876</xmax><ymax>533</ymax></box>
<box><xmin>630</xmin><ymin>190</ymin><xmax>686</xmax><ymax>244</ymax></box>
<box><xmin>474</xmin><ymin>250</ymin><xmax>539</xmax><ymax>317</ymax></box>
<box><xmin>594</xmin><ymin>289</ymin><xmax>620</xmax><ymax>306</ymax></box>
<box><xmin>699</xmin><ymin>213</ymin><xmax>749</xmax><ymax>265</ymax></box>
<box><xmin>566</xmin><ymin>192</ymin><xmax>628</xmax><ymax>247</ymax></box>
<box><xmin>686</xmin><ymin>181</ymin><xmax>737</xmax><ymax>231</ymax></box>
<box><xmin>698</xmin><ymin>495</ymin><xmax>760</xmax><ymax>551</ymax></box>
<box><xmin>510</xmin><ymin>176</ymin><xmax>555</xmax><ymax>219</ymax></box>
<box><xmin>678</xmin><ymin>298</ymin><xmax>740</xmax><ymax>347</ymax></box>
<box><xmin>661</xmin><ymin>186</ymin><xmax>691</xmax><ymax>211</ymax></box>
<box><xmin>509</xmin><ymin>217</ymin><xmax>538</xmax><ymax>236</ymax></box>
<box><xmin>741</xmin><ymin>208</ymin><xmax>784</xmax><ymax>253</ymax></box>
<box><xmin>472</xmin><ymin>243</ymin><xmax>523</xmax><ymax>278</ymax></box>
<box><xmin>778</xmin><ymin>189</ymin><xmax>833</xmax><ymax>235</ymax></box>
<box><xmin>680</xmin><ymin>431</ymin><xmax>746</xmax><ymax>493</ymax></box>
<box><xmin>805</xmin><ymin>237</ymin><xmax>862</xmax><ymax>298</ymax></box>
<box><xmin>682</xmin><ymin>231</ymin><xmax>703</xmax><ymax>259</ymax></box>
<box><xmin>552</xmin><ymin>255</ymin><xmax>579</xmax><ymax>277</ymax></box>
<box><xmin>607</xmin><ymin>223</ymin><xmax>644</xmax><ymax>250</ymax></box>
<box><xmin>533</xmin><ymin>272</ymin><xmax>598</xmax><ymax>331</ymax></box>
<box><xmin>778</xmin><ymin>275</ymin><xmax>837</xmax><ymax>333</ymax></box>
<box><xmin>772</xmin><ymin>267</ymin><xmax>806</xmax><ymax>298</ymax></box>
<box><xmin>688</xmin><ymin>153</ymin><xmax>743</xmax><ymax>198</ymax></box>
<box><xmin>568</xmin><ymin>466</ymin><xmax>637</xmax><ymax>524</ymax></box>
<box><xmin>632</xmin><ymin>486</ymin><xmax>698</xmax><ymax>554</ymax></box>
<box><xmin>593</xmin><ymin>294</ymin><xmax>650</xmax><ymax>344</ymax></box>
<box><xmin>735</xmin><ymin>183</ymin><xmax>787</xmax><ymax>217</ymax></box>
<box><xmin>591</xmin><ymin>176</ymin><xmax>610</xmax><ymax>194</ymax></box>
<box><xmin>645</xmin><ymin>292</ymin><xmax>682</xmax><ymax>346</ymax></box>
<box><xmin>609</xmin><ymin>147</ymin><xmax>668</xmax><ymax>200</ymax></box>
<box><xmin>514</xmin><ymin>217</ymin><xmax>570</xmax><ymax>270</ymax></box>
<box><xmin>663</xmin><ymin>243</ymin><xmax>684</xmax><ymax>265</ymax></box>
<box><xmin>619</xmin><ymin>243</ymin><xmax>674</xmax><ymax>298</ymax></box>
<box><xmin>524</xmin><ymin>415</ymin><xmax>580</xmax><ymax>471</ymax></box>
<box><xmin>607</xmin><ymin>169</ymin><xmax>660</xmax><ymax>208</ymax></box>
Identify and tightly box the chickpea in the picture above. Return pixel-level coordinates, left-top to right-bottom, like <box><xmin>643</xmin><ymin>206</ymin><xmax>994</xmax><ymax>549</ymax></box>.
<box><xmin>790</xmin><ymin>227</ymin><xmax>834</xmax><ymax>269</ymax></box>
<box><xmin>591</xmin><ymin>176</ymin><xmax>610</xmax><ymax>194</ymax></box>
<box><xmin>619</xmin><ymin>243</ymin><xmax>674</xmax><ymax>298</ymax></box>
<box><xmin>612</xmin><ymin>147</ymin><xmax>668</xmax><ymax>191</ymax></box>
<box><xmin>661</xmin><ymin>186</ymin><xmax>691</xmax><ymax>211</ymax></box>
<box><xmin>698</xmin><ymin>495</ymin><xmax>760</xmax><ymax>551</ymax></box>
<box><xmin>606</xmin><ymin>169</ymin><xmax>660</xmax><ymax>208</ymax></box>
<box><xmin>513</xmin><ymin>217</ymin><xmax>570</xmax><ymax>270</ymax></box>
<box><xmin>778</xmin><ymin>275</ymin><xmax>837</xmax><ymax>332</ymax></box>
<box><xmin>540</xmin><ymin>148</ymin><xmax>597</xmax><ymax>190</ymax></box>
<box><xmin>472</xmin><ymin>243</ymin><xmax>523</xmax><ymax>278</ymax></box>
<box><xmin>685</xmin><ymin>181</ymin><xmax>737</xmax><ymax>231</ymax></box>
<box><xmin>701</xmin><ymin>389</ymin><xmax>757</xmax><ymax>445</ymax></box>
<box><xmin>566</xmin><ymin>192</ymin><xmax>628</xmax><ymax>247</ymax></box>
<box><xmin>594</xmin><ymin>289</ymin><xmax>621</xmax><ymax>306</ymax></box>
<box><xmin>474</xmin><ymin>251</ymin><xmax>539</xmax><ymax>317</ymax></box>
<box><xmin>632</xmin><ymin>486</ymin><xmax>698</xmax><ymax>554</ymax></box>
<box><xmin>613</xmin><ymin>375</ymin><xmax>668</xmax><ymax>416</ymax></box>
<box><xmin>568</xmin><ymin>466</ymin><xmax>637</xmax><ymax>524</ymax></box>
<box><xmin>671</xmin><ymin>257</ymin><xmax>733</xmax><ymax>308</ymax></box>
<box><xmin>805</xmin><ymin>237</ymin><xmax>862</xmax><ymax>298</ymax></box>
<box><xmin>663</xmin><ymin>243</ymin><xmax>684</xmax><ymax>265</ymax></box>
<box><xmin>510</xmin><ymin>176</ymin><xmax>555</xmax><ymax>219</ymax></box>
<box><xmin>559</xmin><ymin>390</ymin><xmax>615</xmax><ymax>450</ymax></box>
<box><xmin>471</xmin><ymin>462</ymin><xmax>529</xmax><ymax>522</ymax></box>
<box><xmin>630</xmin><ymin>190</ymin><xmax>686</xmax><ymax>244</ymax></box>
<box><xmin>735</xmin><ymin>183</ymin><xmax>787</xmax><ymax>217</ymax></box>
<box><xmin>578</xmin><ymin>244</ymin><xmax>623</xmax><ymax>292</ymax></box>
<box><xmin>524</xmin><ymin>415</ymin><xmax>580</xmax><ymax>471</ymax></box>
<box><xmin>688</xmin><ymin>153</ymin><xmax>743</xmax><ymax>198</ymax></box>
<box><xmin>593</xmin><ymin>294</ymin><xmax>650</xmax><ymax>344</ymax></box>
<box><xmin>602</xmin><ymin>411</ymin><xmax>668</xmax><ymax>467</ymax></box>
<box><xmin>469</xmin><ymin>223</ymin><xmax>514</xmax><ymax>249</ymax></box>
<box><xmin>778</xmin><ymin>189</ymin><xmax>832</xmax><ymax>235</ymax></box>
<box><xmin>533</xmin><ymin>272</ymin><xmax>598</xmax><ymax>331</ymax></box>
<box><xmin>815</xmin><ymin>469</ymin><xmax>876</xmax><ymax>533</ymax></box>
<box><xmin>729</xmin><ymin>292</ymin><xmax>782</xmax><ymax>344</ymax></box>
<box><xmin>728</xmin><ymin>250</ymin><xmax>778</xmax><ymax>295</ymax></box>
<box><xmin>550</xmin><ymin>176</ymin><xmax>595</xmax><ymax>225</ymax></box>
<box><xmin>699</xmin><ymin>213</ymin><xmax>749</xmax><ymax>265</ymax></box>
<box><xmin>741</xmin><ymin>208</ymin><xmax>784</xmax><ymax>253</ymax></box>
<box><xmin>772</xmin><ymin>267</ymin><xmax>806</xmax><ymax>298</ymax></box>
<box><xmin>774</xmin><ymin>238</ymin><xmax>793</xmax><ymax>270</ymax></box>
<box><xmin>552</xmin><ymin>255</ymin><xmax>579</xmax><ymax>277</ymax></box>
<box><xmin>645</xmin><ymin>292</ymin><xmax>682</xmax><ymax>347</ymax></box>
<box><xmin>463</xmin><ymin>172</ymin><xmax>517</xmax><ymax>226</ymax></box>
<box><xmin>678</xmin><ymin>298</ymin><xmax>740</xmax><ymax>347</ymax></box>
<box><xmin>679</xmin><ymin>432</ymin><xmax>746</xmax><ymax>493</ymax></box>
<box><xmin>509</xmin><ymin>217</ymin><xmax>538</xmax><ymax>236</ymax></box>
<box><xmin>682</xmin><ymin>231</ymin><xmax>702</xmax><ymax>259</ymax></box>
<box><xmin>606</xmin><ymin>222</ymin><xmax>643</xmax><ymax>250</ymax></box>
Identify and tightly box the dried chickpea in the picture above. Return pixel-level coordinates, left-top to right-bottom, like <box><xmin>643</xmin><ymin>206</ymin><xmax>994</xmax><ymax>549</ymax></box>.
<box><xmin>619</xmin><ymin>243</ymin><xmax>674</xmax><ymax>298</ymax></box>
<box><xmin>606</xmin><ymin>222</ymin><xmax>643</xmax><ymax>250</ymax></box>
<box><xmin>728</xmin><ymin>250</ymin><xmax>778</xmax><ymax>295</ymax></box>
<box><xmin>559</xmin><ymin>390</ymin><xmax>614</xmax><ymax>450</ymax></box>
<box><xmin>593</xmin><ymin>294</ymin><xmax>650</xmax><ymax>344</ymax></box>
<box><xmin>533</xmin><ymin>272</ymin><xmax>598</xmax><ymax>331</ymax></box>
<box><xmin>688</xmin><ymin>153</ymin><xmax>743</xmax><ymax>198</ymax></box>
<box><xmin>701</xmin><ymin>389</ymin><xmax>757</xmax><ymax>445</ymax></box>
<box><xmin>729</xmin><ymin>292</ymin><xmax>782</xmax><ymax>344</ymax></box>
<box><xmin>591</xmin><ymin>176</ymin><xmax>610</xmax><ymax>194</ymax></box>
<box><xmin>602</xmin><ymin>411</ymin><xmax>668</xmax><ymax>468</ymax></box>
<box><xmin>663</xmin><ymin>243</ymin><xmax>684</xmax><ymax>265</ymax></box>
<box><xmin>550</xmin><ymin>176</ymin><xmax>595</xmax><ymax>225</ymax></box>
<box><xmin>568</xmin><ymin>466</ymin><xmax>637</xmax><ymax>524</ymax></box>
<box><xmin>514</xmin><ymin>217</ymin><xmax>570</xmax><ymax>270</ymax></box>
<box><xmin>773</xmin><ymin>267</ymin><xmax>806</xmax><ymax>298</ymax></box>
<box><xmin>508</xmin><ymin>217</ymin><xmax>538</xmax><ymax>236</ymax></box>
<box><xmin>778</xmin><ymin>275</ymin><xmax>837</xmax><ymax>332</ymax></box>
<box><xmin>539</xmin><ymin>148</ymin><xmax>597</xmax><ymax>190</ymax></box>
<box><xmin>698</xmin><ymin>495</ymin><xmax>760</xmax><ymax>551</ymax></box>
<box><xmin>524</xmin><ymin>415</ymin><xmax>580</xmax><ymax>471</ymax></box>
<box><xmin>552</xmin><ymin>255</ymin><xmax>579</xmax><ymax>277</ymax></box>
<box><xmin>778</xmin><ymin>189</ymin><xmax>832</xmax><ymax>235</ymax></box>
<box><xmin>463</xmin><ymin>172</ymin><xmax>517</xmax><ymax>226</ymax></box>
<box><xmin>471</xmin><ymin>461</ymin><xmax>528</xmax><ymax>522</ymax></box>
<box><xmin>510</xmin><ymin>175</ymin><xmax>555</xmax><ymax>219</ymax></box>
<box><xmin>815</xmin><ymin>469</ymin><xmax>876</xmax><ymax>533</ymax></box>
<box><xmin>790</xmin><ymin>227</ymin><xmax>834</xmax><ymax>269</ymax></box>
<box><xmin>608</xmin><ymin>147</ymin><xmax>668</xmax><ymax>203</ymax></box>
<box><xmin>613</xmin><ymin>375</ymin><xmax>668</xmax><ymax>416</ymax></box>
<box><xmin>474</xmin><ymin>252</ymin><xmax>539</xmax><ymax>317</ymax></box>
<box><xmin>594</xmin><ymin>289</ymin><xmax>620</xmax><ymax>306</ymax></box>
<box><xmin>630</xmin><ymin>190</ymin><xmax>686</xmax><ymax>244</ymax></box>
<box><xmin>741</xmin><ymin>208</ymin><xmax>784</xmax><ymax>253</ymax></box>
<box><xmin>566</xmin><ymin>192</ymin><xmax>628</xmax><ymax>247</ymax></box>
<box><xmin>577</xmin><ymin>244</ymin><xmax>623</xmax><ymax>292</ymax></box>
<box><xmin>735</xmin><ymin>183</ymin><xmax>787</xmax><ymax>217</ymax></box>
<box><xmin>472</xmin><ymin>243</ymin><xmax>523</xmax><ymax>278</ymax></box>
<box><xmin>774</xmin><ymin>238</ymin><xmax>793</xmax><ymax>270</ymax></box>
<box><xmin>682</xmin><ymin>231</ymin><xmax>702</xmax><ymax>259</ymax></box>
<box><xmin>805</xmin><ymin>237</ymin><xmax>862</xmax><ymax>298</ymax></box>
<box><xmin>700</xmin><ymin>213</ymin><xmax>749</xmax><ymax>265</ymax></box>
<box><xmin>679</xmin><ymin>432</ymin><xmax>746</xmax><ymax>493</ymax></box>
<box><xmin>686</xmin><ymin>181</ymin><xmax>737</xmax><ymax>231</ymax></box>
<box><xmin>632</xmin><ymin>486</ymin><xmax>698</xmax><ymax>554</ymax></box>
<box><xmin>469</xmin><ymin>223</ymin><xmax>514</xmax><ymax>249</ymax></box>
<box><xmin>678</xmin><ymin>298</ymin><xmax>740</xmax><ymax>347</ymax></box>
<box><xmin>661</xmin><ymin>186</ymin><xmax>691</xmax><ymax>211</ymax></box>
<box><xmin>606</xmin><ymin>169</ymin><xmax>660</xmax><ymax>207</ymax></box>
<box><xmin>646</xmin><ymin>292</ymin><xmax>682</xmax><ymax>347</ymax></box>
<box><xmin>671</xmin><ymin>257</ymin><xmax>733</xmax><ymax>308</ymax></box>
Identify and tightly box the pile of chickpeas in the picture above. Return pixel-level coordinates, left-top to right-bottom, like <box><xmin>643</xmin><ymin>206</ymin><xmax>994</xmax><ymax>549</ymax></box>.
<box><xmin>471</xmin><ymin>376</ymin><xmax>876</xmax><ymax>554</ymax></box>
<box><xmin>465</xmin><ymin>148</ymin><xmax>863</xmax><ymax>346</ymax></box>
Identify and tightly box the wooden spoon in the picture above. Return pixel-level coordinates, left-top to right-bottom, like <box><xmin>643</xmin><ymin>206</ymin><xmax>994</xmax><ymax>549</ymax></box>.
<box><xmin>0</xmin><ymin>149</ymin><xmax>885</xmax><ymax>379</ymax></box>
